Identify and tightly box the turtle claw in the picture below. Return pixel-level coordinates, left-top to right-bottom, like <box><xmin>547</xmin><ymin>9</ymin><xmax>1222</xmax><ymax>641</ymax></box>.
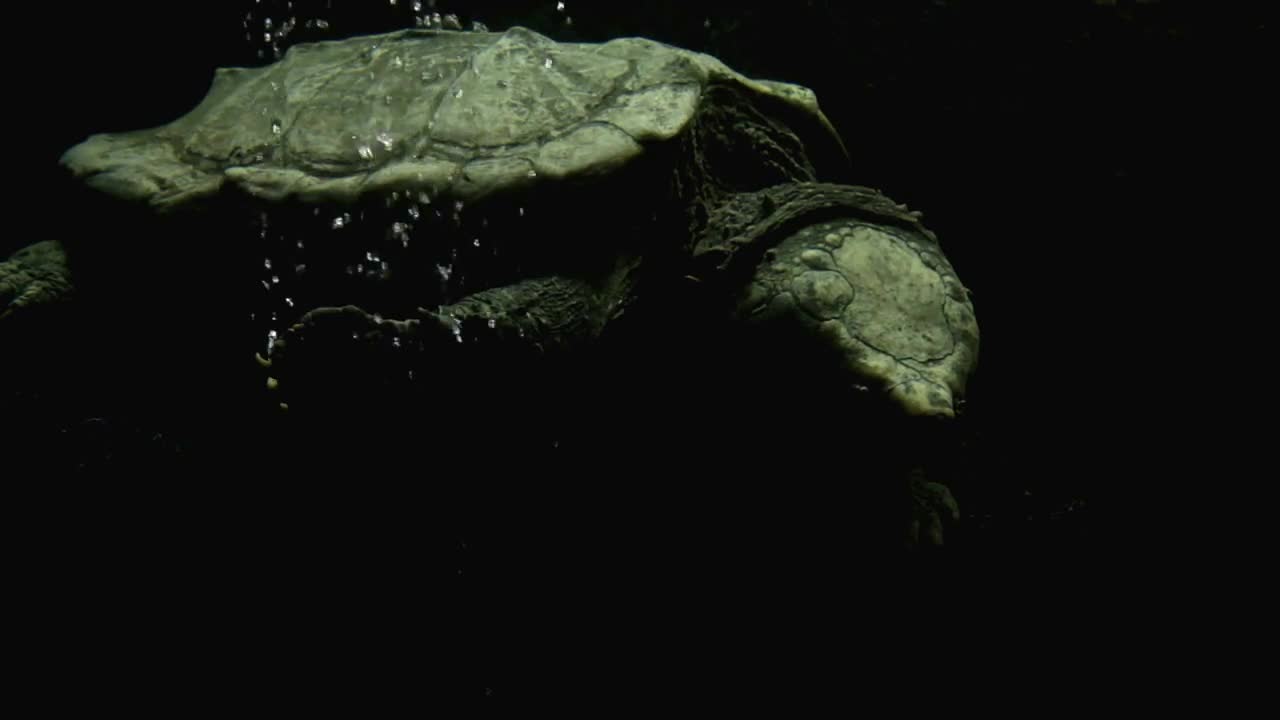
<box><xmin>907</xmin><ymin>468</ymin><xmax>960</xmax><ymax>548</ymax></box>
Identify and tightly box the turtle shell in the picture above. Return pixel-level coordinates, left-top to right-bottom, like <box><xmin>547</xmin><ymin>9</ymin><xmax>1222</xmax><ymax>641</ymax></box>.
<box><xmin>60</xmin><ymin>26</ymin><xmax>840</xmax><ymax>212</ymax></box>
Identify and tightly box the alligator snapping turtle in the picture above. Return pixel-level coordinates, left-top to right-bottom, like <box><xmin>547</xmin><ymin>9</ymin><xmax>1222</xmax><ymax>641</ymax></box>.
<box><xmin>3</xmin><ymin>27</ymin><xmax>979</xmax><ymax>545</ymax></box>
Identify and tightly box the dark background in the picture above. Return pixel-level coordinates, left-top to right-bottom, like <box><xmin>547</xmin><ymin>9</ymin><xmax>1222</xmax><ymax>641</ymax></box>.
<box><xmin>6</xmin><ymin>0</ymin><xmax>1264</xmax><ymax>708</ymax></box>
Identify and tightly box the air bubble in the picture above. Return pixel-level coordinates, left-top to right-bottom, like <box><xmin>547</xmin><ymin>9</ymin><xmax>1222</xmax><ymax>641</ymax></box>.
<box><xmin>408</xmin><ymin>206</ymin><xmax>420</xmax><ymax>219</ymax></box>
<box><xmin>544</xmin><ymin>57</ymin><xmax>553</xmax><ymax>69</ymax></box>
<box><xmin>332</xmin><ymin>216</ymin><xmax>346</xmax><ymax>229</ymax></box>
<box><xmin>393</xmin><ymin>336</ymin><xmax>402</xmax><ymax>348</ymax></box>
<box><xmin>285</xmin><ymin>297</ymin><xmax>295</xmax><ymax>307</ymax></box>
<box><xmin>454</xmin><ymin>88</ymin><xmax>464</xmax><ymax>99</ymax></box>
<box><xmin>358</xmin><ymin>145</ymin><xmax>374</xmax><ymax>160</ymax></box>
<box><xmin>271</xmin><ymin>275</ymin><xmax>280</xmax><ymax>284</ymax></box>
<box><xmin>264</xmin><ymin>258</ymin><xmax>273</xmax><ymax>269</ymax></box>
<box><xmin>377</xmin><ymin>131</ymin><xmax>394</xmax><ymax>151</ymax></box>
<box><xmin>271</xmin><ymin>120</ymin><xmax>282</xmax><ymax>135</ymax></box>
<box><xmin>487</xmin><ymin>318</ymin><xmax>497</xmax><ymax>329</ymax></box>
<box><xmin>473</xmin><ymin>238</ymin><xmax>481</xmax><ymax>247</ymax></box>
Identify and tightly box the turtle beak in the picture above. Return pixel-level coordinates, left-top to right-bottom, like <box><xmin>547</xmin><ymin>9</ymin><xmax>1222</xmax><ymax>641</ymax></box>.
<box><xmin>886</xmin><ymin>379</ymin><xmax>959</xmax><ymax>419</ymax></box>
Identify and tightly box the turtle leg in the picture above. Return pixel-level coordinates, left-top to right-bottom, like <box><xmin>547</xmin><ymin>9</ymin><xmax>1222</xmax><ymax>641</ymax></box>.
<box><xmin>0</xmin><ymin>240</ymin><xmax>73</xmax><ymax>323</ymax></box>
<box><xmin>264</xmin><ymin>271</ymin><xmax>630</xmax><ymax>406</ymax></box>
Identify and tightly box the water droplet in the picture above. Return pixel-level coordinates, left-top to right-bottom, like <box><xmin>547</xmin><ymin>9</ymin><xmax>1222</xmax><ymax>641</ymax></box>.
<box><xmin>419</xmin><ymin>192</ymin><xmax>432</xmax><ymax>204</ymax></box>
<box><xmin>264</xmin><ymin>32</ymin><xmax>273</xmax><ymax>43</ymax></box>
<box><xmin>392</xmin><ymin>55</ymin><xmax>404</xmax><ymax>69</ymax></box>
<box><xmin>408</xmin><ymin>205</ymin><xmax>420</xmax><ymax>219</ymax></box>
<box><xmin>454</xmin><ymin>88</ymin><xmax>464</xmax><ymax>99</ymax></box>
<box><xmin>556</xmin><ymin>1</ymin><xmax>565</xmax><ymax>11</ymax></box>
<box><xmin>285</xmin><ymin>297</ymin><xmax>294</xmax><ymax>307</ymax></box>
<box><xmin>261</xmin><ymin>280</ymin><xmax>271</xmax><ymax>291</ymax></box>
<box><xmin>544</xmin><ymin>57</ymin><xmax>553</xmax><ymax>69</ymax></box>
<box><xmin>271</xmin><ymin>275</ymin><xmax>280</xmax><ymax>284</ymax></box>
<box><xmin>264</xmin><ymin>17</ymin><xmax>273</xmax><ymax>29</ymax></box>
<box><xmin>385</xmin><ymin>95</ymin><xmax>394</xmax><ymax>105</ymax></box>
<box><xmin>271</xmin><ymin>120</ymin><xmax>282</xmax><ymax>135</ymax></box>
<box><xmin>473</xmin><ymin>238</ymin><xmax>481</xmax><ymax>247</ymax></box>
<box><xmin>366</xmin><ymin>251</ymin><xmax>378</xmax><ymax>262</ymax></box>
<box><xmin>454</xmin><ymin>200</ymin><xmax>465</xmax><ymax>212</ymax></box>
<box><xmin>356</xmin><ymin>263</ymin><xmax>364</xmax><ymax>274</ymax></box>
<box><xmin>295</xmin><ymin>263</ymin><xmax>307</xmax><ymax>274</ymax></box>
<box><xmin>518</xmin><ymin>207</ymin><xmax>525</xmax><ymax>217</ymax></box>
<box><xmin>413</xmin><ymin>0</ymin><xmax>423</xmax><ymax>12</ymax></box>
<box><xmin>437</xmin><ymin>264</ymin><xmax>452</xmax><ymax>280</ymax></box>
<box><xmin>264</xmin><ymin>258</ymin><xmax>273</xmax><ymax>269</ymax></box>
<box><xmin>487</xmin><ymin>318</ymin><xmax>497</xmax><ymax>329</ymax></box>
<box><xmin>296</xmin><ymin>239</ymin><xmax>305</xmax><ymax>249</ymax></box>
<box><xmin>358</xmin><ymin>144</ymin><xmax>374</xmax><ymax>160</ymax></box>
<box><xmin>526</xmin><ymin>169</ymin><xmax>537</xmax><ymax>178</ymax></box>
<box><xmin>393</xmin><ymin>336</ymin><xmax>402</xmax><ymax>348</ymax></box>
<box><xmin>376</xmin><ymin>131</ymin><xmax>394</xmax><ymax>151</ymax></box>
<box><xmin>333</xmin><ymin>216</ymin><xmax>346</xmax><ymax>229</ymax></box>
<box><xmin>373</xmin><ymin>313</ymin><xmax>383</xmax><ymax>324</ymax></box>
